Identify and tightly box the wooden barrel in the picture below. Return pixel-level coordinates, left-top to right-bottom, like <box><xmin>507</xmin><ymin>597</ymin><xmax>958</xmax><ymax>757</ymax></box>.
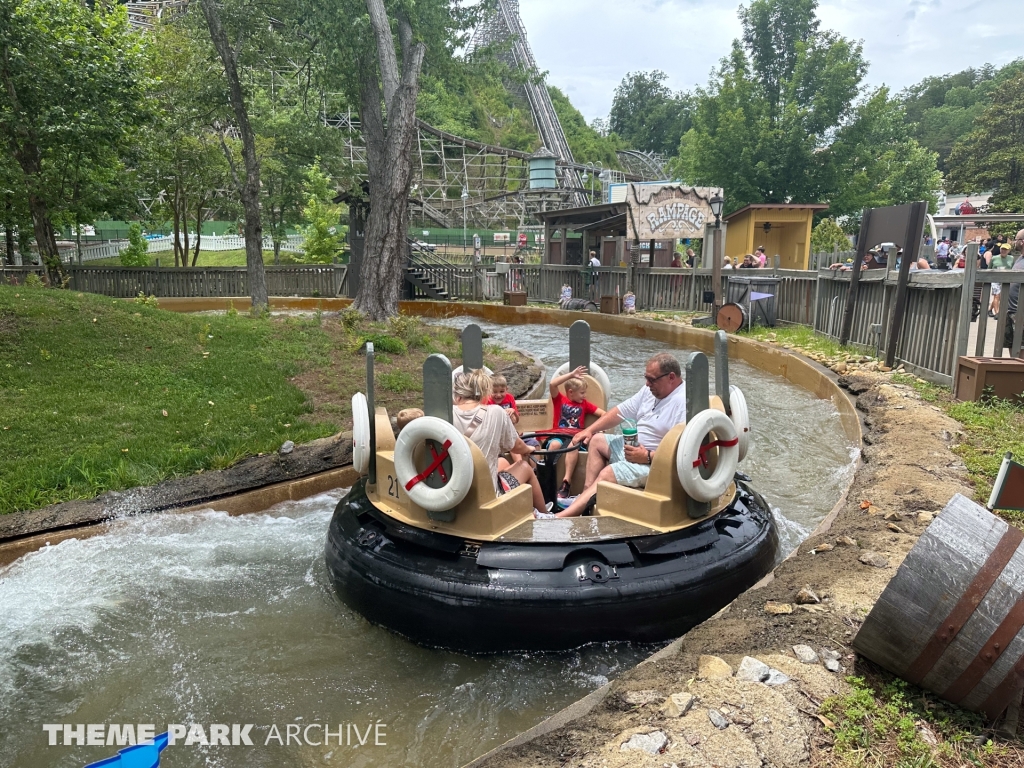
<box><xmin>717</xmin><ymin>302</ymin><xmax>747</xmax><ymax>333</ymax></box>
<box><xmin>853</xmin><ymin>493</ymin><xmax>1024</xmax><ymax>719</ymax></box>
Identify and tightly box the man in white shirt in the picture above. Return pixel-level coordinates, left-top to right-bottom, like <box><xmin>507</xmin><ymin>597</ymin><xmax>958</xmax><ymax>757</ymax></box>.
<box><xmin>555</xmin><ymin>353</ymin><xmax>687</xmax><ymax>517</ymax></box>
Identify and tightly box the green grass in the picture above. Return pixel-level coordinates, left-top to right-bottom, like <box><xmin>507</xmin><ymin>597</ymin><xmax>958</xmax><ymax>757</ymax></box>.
<box><xmin>737</xmin><ymin>323</ymin><xmax>863</xmax><ymax>359</ymax></box>
<box><xmin>86</xmin><ymin>249</ymin><xmax>307</xmax><ymax>267</ymax></box>
<box><xmin>820</xmin><ymin>674</ymin><xmax>1012</xmax><ymax>767</ymax></box>
<box><xmin>0</xmin><ymin>286</ymin><xmax>338</xmax><ymax>514</ymax></box>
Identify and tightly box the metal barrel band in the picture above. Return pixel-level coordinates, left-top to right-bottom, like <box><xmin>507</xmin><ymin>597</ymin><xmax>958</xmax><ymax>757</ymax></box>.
<box><xmin>943</xmin><ymin>592</ymin><xmax>1024</xmax><ymax>704</ymax></box>
<box><xmin>404</xmin><ymin>439</ymin><xmax>453</xmax><ymax>491</ymax></box>
<box><xmin>902</xmin><ymin>525</ymin><xmax>1024</xmax><ymax>686</ymax></box>
<box><xmin>980</xmin><ymin>653</ymin><xmax>1024</xmax><ymax>721</ymax></box>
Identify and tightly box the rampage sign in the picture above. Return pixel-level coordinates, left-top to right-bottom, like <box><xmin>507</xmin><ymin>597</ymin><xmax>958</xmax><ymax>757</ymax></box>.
<box><xmin>626</xmin><ymin>183</ymin><xmax>721</xmax><ymax>240</ymax></box>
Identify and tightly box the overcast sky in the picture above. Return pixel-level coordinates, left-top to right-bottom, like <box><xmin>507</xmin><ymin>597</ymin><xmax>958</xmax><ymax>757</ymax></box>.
<box><xmin>518</xmin><ymin>0</ymin><xmax>1024</xmax><ymax>123</ymax></box>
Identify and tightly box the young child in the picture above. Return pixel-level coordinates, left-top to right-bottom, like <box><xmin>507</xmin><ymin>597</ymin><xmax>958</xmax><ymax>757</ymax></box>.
<box><xmin>548</xmin><ymin>366</ymin><xmax>606</xmax><ymax>503</ymax></box>
<box><xmin>485</xmin><ymin>374</ymin><xmax>519</xmax><ymax>425</ymax></box>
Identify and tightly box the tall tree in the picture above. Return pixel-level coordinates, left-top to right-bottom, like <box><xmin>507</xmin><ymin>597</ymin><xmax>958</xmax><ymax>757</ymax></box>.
<box><xmin>609</xmin><ymin>71</ymin><xmax>693</xmax><ymax>156</ymax></box>
<box><xmin>198</xmin><ymin>0</ymin><xmax>269</xmax><ymax>310</ymax></box>
<box><xmin>309</xmin><ymin>0</ymin><xmax>473</xmax><ymax>319</ymax></box>
<box><xmin>671</xmin><ymin>0</ymin><xmax>875</xmax><ymax>213</ymax></box>
<box><xmin>947</xmin><ymin>73</ymin><xmax>1024</xmax><ymax>215</ymax></box>
<box><xmin>0</xmin><ymin>0</ymin><xmax>145</xmax><ymax>279</ymax></box>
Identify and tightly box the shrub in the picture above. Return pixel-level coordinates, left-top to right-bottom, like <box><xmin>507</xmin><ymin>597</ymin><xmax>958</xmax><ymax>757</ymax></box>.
<box><xmin>119</xmin><ymin>223</ymin><xmax>149</xmax><ymax>267</ymax></box>
<box><xmin>24</xmin><ymin>273</ymin><xmax>43</xmax><ymax>288</ymax></box>
<box><xmin>361</xmin><ymin>333</ymin><xmax>407</xmax><ymax>355</ymax></box>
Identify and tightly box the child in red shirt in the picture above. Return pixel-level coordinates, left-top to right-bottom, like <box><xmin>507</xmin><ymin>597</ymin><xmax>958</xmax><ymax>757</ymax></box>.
<box><xmin>486</xmin><ymin>374</ymin><xmax>519</xmax><ymax>425</ymax></box>
<box><xmin>548</xmin><ymin>366</ymin><xmax>605</xmax><ymax>502</ymax></box>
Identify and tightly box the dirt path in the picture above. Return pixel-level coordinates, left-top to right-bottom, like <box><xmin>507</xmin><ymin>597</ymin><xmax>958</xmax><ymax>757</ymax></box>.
<box><xmin>472</xmin><ymin>370</ymin><xmax>987</xmax><ymax>768</ymax></box>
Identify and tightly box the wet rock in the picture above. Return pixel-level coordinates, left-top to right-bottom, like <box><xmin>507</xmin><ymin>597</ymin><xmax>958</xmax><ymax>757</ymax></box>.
<box><xmin>661</xmin><ymin>692</ymin><xmax>695</xmax><ymax>718</ymax></box>
<box><xmin>698</xmin><ymin>655</ymin><xmax>733</xmax><ymax>680</ymax></box>
<box><xmin>764</xmin><ymin>601</ymin><xmax>794</xmax><ymax>615</ymax></box>
<box><xmin>795</xmin><ymin>587</ymin><xmax>820</xmax><ymax>605</ymax></box>
<box><xmin>793</xmin><ymin>645</ymin><xmax>819</xmax><ymax>664</ymax></box>
<box><xmin>859</xmin><ymin>551</ymin><xmax>889</xmax><ymax>568</ymax></box>
<box><xmin>619</xmin><ymin>730</ymin><xmax>668</xmax><ymax>755</ymax></box>
<box><xmin>279</xmin><ymin>440</ymin><xmax>295</xmax><ymax>455</ymax></box>
<box><xmin>493</xmin><ymin>361</ymin><xmax>543</xmax><ymax>399</ymax></box>
<box><xmin>736</xmin><ymin>656</ymin><xmax>771</xmax><ymax>683</ymax></box>
<box><xmin>707</xmin><ymin>709</ymin><xmax>729</xmax><ymax>729</ymax></box>
<box><xmin>624</xmin><ymin>689</ymin><xmax>662</xmax><ymax>706</ymax></box>
<box><xmin>836</xmin><ymin>535</ymin><xmax>858</xmax><ymax>547</ymax></box>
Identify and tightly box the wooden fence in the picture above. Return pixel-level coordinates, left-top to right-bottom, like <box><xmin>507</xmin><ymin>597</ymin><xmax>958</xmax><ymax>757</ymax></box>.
<box><xmin>5</xmin><ymin>256</ymin><xmax>1021</xmax><ymax>386</ymax></box>
<box><xmin>0</xmin><ymin>265</ymin><xmax>346</xmax><ymax>298</ymax></box>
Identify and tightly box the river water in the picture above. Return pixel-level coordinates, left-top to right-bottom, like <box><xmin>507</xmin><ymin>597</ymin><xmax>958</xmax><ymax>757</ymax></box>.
<box><xmin>0</xmin><ymin>320</ymin><xmax>857</xmax><ymax>768</ymax></box>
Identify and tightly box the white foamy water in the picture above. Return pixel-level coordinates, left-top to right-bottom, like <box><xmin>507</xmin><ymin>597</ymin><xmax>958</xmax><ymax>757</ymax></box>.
<box><xmin>0</xmin><ymin>492</ymin><xmax>651</xmax><ymax>768</ymax></box>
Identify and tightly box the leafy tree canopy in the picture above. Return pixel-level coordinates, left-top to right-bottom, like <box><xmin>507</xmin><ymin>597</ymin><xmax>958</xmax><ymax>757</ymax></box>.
<box><xmin>946</xmin><ymin>72</ymin><xmax>1024</xmax><ymax>216</ymax></box>
<box><xmin>609</xmin><ymin>71</ymin><xmax>693</xmax><ymax>157</ymax></box>
<box><xmin>900</xmin><ymin>59</ymin><xmax>1024</xmax><ymax>173</ymax></box>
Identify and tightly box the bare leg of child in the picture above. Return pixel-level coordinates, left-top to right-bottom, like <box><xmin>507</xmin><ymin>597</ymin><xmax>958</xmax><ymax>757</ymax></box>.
<box><xmin>562</xmin><ymin>447</ymin><xmax>579</xmax><ymax>491</ymax></box>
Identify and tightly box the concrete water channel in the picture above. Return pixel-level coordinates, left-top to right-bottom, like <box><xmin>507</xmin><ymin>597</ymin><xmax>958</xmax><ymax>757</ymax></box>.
<box><xmin>0</xmin><ymin>306</ymin><xmax>860</xmax><ymax>768</ymax></box>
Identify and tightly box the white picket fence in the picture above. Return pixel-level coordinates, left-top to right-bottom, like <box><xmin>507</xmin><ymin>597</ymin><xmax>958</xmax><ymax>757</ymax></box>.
<box><xmin>70</xmin><ymin>233</ymin><xmax>306</xmax><ymax>263</ymax></box>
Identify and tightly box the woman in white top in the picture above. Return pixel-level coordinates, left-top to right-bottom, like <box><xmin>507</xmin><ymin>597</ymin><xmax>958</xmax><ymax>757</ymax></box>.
<box><xmin>452</xmin><ymin>370</ymin><xmax>548</xmax><ymax>516</ymax></box>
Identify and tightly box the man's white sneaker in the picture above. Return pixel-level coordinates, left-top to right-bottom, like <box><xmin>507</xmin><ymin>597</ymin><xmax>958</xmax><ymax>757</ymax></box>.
<box><xmin>534</xmin><ymin>509</ymin><xmax>557</xmax><ymax>519</ymax></box>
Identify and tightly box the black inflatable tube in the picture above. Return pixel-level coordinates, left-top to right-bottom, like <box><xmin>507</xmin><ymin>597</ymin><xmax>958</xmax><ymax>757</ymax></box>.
<box><xmin>325</xmin><ymin>479</ymin><xmax>780</xmax><ymax>652</ymax></box>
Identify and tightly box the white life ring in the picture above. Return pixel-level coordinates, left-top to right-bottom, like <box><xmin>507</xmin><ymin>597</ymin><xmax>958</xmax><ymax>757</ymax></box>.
<box><xmin>728</xmin><ymin>385</ymin><xmax>750</xmax><ymax>462</ymax></box>
<box><xmin>676</xmin><ymin>409</ymin><xmax>740</xmax><ymax>502</ymax></box>
<box><xmin>352</xmin><ymin>392</ymin><xmax>371</xmax><ymax>475</ymax></box>
<box><xmin>393</xmin><ymin>416</ymin><xmax>474</xmax><ymax>512</ymax></box>
<box><xmin>451</xmin><ymin>365</ymin><xmax>493</xmax><ymax>380</ymax></box>
<box><xmin>554</xmin><ymin>362</ymin><xmax>613</xmax><ymax>405</ymax></box>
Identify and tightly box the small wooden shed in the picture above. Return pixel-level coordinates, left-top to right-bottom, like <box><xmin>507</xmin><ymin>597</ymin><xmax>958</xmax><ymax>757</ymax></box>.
<box><xmin>724</xmin><ymin>203</ymin><xmax>828</xmax><ymax>270</ymax></box>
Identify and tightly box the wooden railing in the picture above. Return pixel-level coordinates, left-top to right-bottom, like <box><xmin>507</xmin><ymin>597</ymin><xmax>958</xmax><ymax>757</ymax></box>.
<box><xmin>0</xmin><ymin>265</ymin><xmax>346</xmax><ymax>298</ymax></box>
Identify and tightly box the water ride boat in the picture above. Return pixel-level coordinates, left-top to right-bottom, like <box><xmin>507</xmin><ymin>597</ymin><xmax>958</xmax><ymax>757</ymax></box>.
<box><xmin>325</xmin><ymin>321</ymin><xmax>780</xmax><ymax>652</ymax></box>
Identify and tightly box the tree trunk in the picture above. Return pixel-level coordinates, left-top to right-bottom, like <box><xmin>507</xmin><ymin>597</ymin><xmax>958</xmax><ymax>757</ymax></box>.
<box><xmin>172</xmin><ymin>180</ymin><xmax>183</xmax><ymax>268</ymax></box>
<box><xmin>354</xmin><ymin>6</ymin><xmax>426</xmax><ymax>320</ymax></box>
<box><xmin>15</xmin><ymin>143</ymin><xmax>62</xmax><ymax>282</ymax></box>
<box><xmin>200</xmin><ymin>0</ymin><xmax>268</xmax><ymax>313</ymax></box>
<box><xmin>192</xmin><ymin>201</ymin><xmax>204</xmax><ymax>267</ymax></box>
<box><xmin>3</xmin><ymin>202</ymin><xmax>14</xmax><ymax>266</ymax></box>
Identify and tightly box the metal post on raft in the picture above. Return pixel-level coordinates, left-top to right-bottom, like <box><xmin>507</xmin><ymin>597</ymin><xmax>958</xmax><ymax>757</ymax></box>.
<box><xmin>462</xmin><ymin>323</ymin><xmax>484</xmax><ymax>371</ymax></box>
<box><xmin>423</xmin><ymin>353</ymin><xmax>454</xmax><ymax>424</ymax></box>
<box><xmin>685</xmin><ymin>352</ymin><xmax>711</xmax><ymax>519</ymax></box>
<box><xmin>569</xmin><ymin>320</ymin><xmax>591</xmax><ymax>371</ymax></box>
<box><xmin>366</xmin><ymin>341</ymin><xmax>376</xmax><ymax>486</ymax></box>
<box><xmin>714</xmin><ymin>330</ymin><xmax>731</xmax><ymax>415</ymax></box>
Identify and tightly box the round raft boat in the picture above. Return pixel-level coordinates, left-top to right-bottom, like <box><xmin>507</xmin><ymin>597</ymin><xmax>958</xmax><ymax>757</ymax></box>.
<box><xmin>326</xmin><ymin>323</ymin><xmax>780</xmax><ymax>652</ymax></box>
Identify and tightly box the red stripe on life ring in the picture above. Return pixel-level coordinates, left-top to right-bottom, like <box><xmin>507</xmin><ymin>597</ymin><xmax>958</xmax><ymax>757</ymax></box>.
<box><xmin>405</xmin><ymin>439</ymin><xmax>453</xmax><ymax>490</ymax></box>
<box><xmin>693</xmin><ymin>437</ymin><xmax>740</xmax><ymax>468</ymax></box>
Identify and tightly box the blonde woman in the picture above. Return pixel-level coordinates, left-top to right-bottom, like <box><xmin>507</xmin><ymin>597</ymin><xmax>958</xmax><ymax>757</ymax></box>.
<box><xmin>452</xmin><ymin>369</ymin><xmax>551</xmax><ymax>517</ymax></box>
<box><xmin>723</xmin><ymin>256</ymin><xmax>733</xmax><ymax>270</ymax></box>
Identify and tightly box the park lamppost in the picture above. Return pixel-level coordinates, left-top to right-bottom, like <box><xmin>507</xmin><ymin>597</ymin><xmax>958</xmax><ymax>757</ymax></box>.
<box><xmin>709</xmin><ymin>192</ymin><xmax>724</xmax><ymax>321</ymax></box>
<box><xmin>461</xmin><ymin>187</ymin><xmax>469</xmax><ymax>255</ymax></box>
<box><xmin>579</xmin><ymin>162</ymin><xmax>604</xmax><ymax>204</ymax></box>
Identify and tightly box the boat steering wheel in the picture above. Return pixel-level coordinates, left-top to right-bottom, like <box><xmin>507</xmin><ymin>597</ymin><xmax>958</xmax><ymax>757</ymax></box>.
<box><xmin>520</xmin><ymin>432</ymin><xmax>585</xmax><ymax>458</ymax></box>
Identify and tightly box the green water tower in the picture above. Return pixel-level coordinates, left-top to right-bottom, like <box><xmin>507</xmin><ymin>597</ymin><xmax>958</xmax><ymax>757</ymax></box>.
<box><xmin>529</xmin><ymin>147</ymin><xmax>558</xmax><ymax>190</ymax></box>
